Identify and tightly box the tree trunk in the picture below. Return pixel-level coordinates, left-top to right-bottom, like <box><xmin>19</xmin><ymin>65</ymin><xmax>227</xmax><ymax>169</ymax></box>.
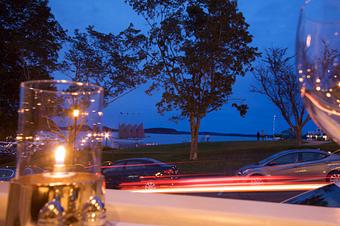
<box><xmin>295</xmin><ymin>126</ymin><xmax>302</xmax><ymax>146</ymax></box>
<box><xmin>190</xmin><ymin>134</ymin><xmax>198</xmax><ymax>160</ymax></box>
<box><xmin>189</xmin><ymin>114</ymin><xmax>200</xmax><ymax>160</ymax></box>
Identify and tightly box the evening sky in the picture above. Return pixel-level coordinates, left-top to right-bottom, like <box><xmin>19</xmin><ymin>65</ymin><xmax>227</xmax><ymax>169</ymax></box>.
<box><xmin>49</xmin><ymin>0</ymin><xmax>316</xmax><ymax>135</ymax></box>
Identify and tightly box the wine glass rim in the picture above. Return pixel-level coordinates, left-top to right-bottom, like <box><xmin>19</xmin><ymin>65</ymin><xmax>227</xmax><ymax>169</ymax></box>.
<box><xmin>301</xmin><ymin>0</ymin><xmax>340</xmax><ymax>24</ymax></box>
<box><xmin>21</xmin><ymin>80</ymin><xmax>104</xmax><ymax>95</ymax></box>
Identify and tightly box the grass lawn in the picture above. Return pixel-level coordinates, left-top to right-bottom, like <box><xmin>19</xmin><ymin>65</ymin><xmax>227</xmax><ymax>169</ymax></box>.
<box><xmin>102</xmin><ymin>141</ymin><xmax>339</xmax><ymax>176</ymax></box>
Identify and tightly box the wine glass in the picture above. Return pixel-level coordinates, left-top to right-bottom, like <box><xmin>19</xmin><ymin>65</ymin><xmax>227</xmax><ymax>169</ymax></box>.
<box><xmin>296</xmin><ymin>0</ymin><xmax>340</xmax><ymax>144</ymax></box>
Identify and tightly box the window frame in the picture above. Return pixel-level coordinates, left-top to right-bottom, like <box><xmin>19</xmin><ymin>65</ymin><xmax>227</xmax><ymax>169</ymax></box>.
<box><xmin>298</xmin><ymin>152</ymin><xmax>329</xmax><ymax>163</ymax></box>
<box><xmin>267</xmin><ymin>153</ymin><xmax>299</xmax><ymax>166</ymax></box>
<box><xmin>124</xmin><ymin>160</ymin><xmax>148</xmax><ymax>171</ymax></box>
<box><xmin>103</xmin><ymin>160</ymin><xmax>126</xmax><ymax>174</ymax></box>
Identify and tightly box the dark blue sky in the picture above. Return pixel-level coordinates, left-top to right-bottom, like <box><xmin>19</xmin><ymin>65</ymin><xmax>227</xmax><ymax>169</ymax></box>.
<box><xmin>49</xmin><ymin>0</ymin><xmax>316</xmax><ymax>134</ymax></box>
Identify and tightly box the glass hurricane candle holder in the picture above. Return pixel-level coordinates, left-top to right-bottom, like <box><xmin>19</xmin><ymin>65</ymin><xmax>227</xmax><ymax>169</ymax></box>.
<box><xmin>6</xmin><ymin>80</ymin><xmax>107</xmax><ymax>226</ymax></box>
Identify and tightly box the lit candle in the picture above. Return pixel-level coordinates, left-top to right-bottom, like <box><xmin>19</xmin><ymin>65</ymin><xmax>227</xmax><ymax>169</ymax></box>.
<box><xmin>43</xmin><ymin>145</ymin><xmax>71</xmax><ymax>178</ymax></box>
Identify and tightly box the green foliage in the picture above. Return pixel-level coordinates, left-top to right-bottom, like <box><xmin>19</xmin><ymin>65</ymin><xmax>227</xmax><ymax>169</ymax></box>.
<box><xmin>126</xmin><ymin>0</ymin><xmax>259</xmax><ymax>159</ymax></box>
<box><xmin>127</xmin><ymin>0</ymin><xmax>259</xmax><ymax>119</ymax></box>
<box><xmin>0</xmin><ymin>0</ymin><xmax>66</xmax><ymax>139</ymax></box>
<box><xmin>63</xmin><ymin>25</ymin><xmax>148</xmax><ymax>105</ymax></box>
<box><xmin>231</xmin><ymin>103</ymin><xmax>248</xmax><ymax>117</ymax></box>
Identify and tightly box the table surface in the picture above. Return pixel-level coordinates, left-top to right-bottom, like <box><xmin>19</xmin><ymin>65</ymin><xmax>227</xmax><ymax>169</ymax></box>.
<box><xmin>1</xmin><ymin>182</ymin><xmax>340</xmax><ymax>226</ymax></box>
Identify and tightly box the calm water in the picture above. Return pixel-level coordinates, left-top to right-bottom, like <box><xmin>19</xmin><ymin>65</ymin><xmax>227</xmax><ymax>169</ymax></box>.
<box><xmin>144</xmin><ymin>133</ymin><xmax>256</xmax><ymax>144</ymax></box>
<box><xmin>107</xmin><ymin>132</ymin><xmax>256</xmax><ymax>147</ymax></box>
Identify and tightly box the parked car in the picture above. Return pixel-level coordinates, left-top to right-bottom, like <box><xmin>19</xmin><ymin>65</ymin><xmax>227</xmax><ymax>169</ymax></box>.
<box><xmin>236</xmin><ymin>149</ymin><xmax>340</xmax><ymax>183</ymax></box>
<box><xmin>283</xmin><ymin>183</ymin><xmax>340</xmax><ymax>208</ymax></box>
<box><xmin>102</xmin><ymin>158</ymin><xmax>179</xmax><ymax>189</ymax></box>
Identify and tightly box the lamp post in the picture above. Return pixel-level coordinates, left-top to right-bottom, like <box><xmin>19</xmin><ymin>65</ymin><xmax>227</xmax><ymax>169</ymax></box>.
<box><xmin>72</xmin><ymin>109</ymin><xmax>79</xmax><ymax>164</ymax></box>
<box><xmin>272</xmin><ymin>115</ymin><xmax>276</xmax><ymax>140</ymax></box>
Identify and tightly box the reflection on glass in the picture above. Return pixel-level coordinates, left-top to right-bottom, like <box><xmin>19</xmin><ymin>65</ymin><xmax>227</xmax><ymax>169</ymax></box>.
<box><xmin>296</xmin><ymin>0</ymin><xmax>340</xmax><ymax>144</ymax></box>
<box><xmin>284</xmin><ymin>183</ymin><xmax>340</xmax><ymax>207</ymax></box>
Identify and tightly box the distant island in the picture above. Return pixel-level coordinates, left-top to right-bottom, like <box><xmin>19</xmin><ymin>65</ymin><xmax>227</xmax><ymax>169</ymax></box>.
<box><xmin>103</xmin><ymin>126</ymin><xmax>270</xmax><ymax>137</ymax></box>
<box><xmin>144</xmin><ymin>128</ymin><xmax>258</xmax><ymax>137</ymax></box>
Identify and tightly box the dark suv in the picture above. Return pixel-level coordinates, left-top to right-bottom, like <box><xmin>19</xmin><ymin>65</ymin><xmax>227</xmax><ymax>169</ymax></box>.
<box><xmin>102</xmin><ymin>158</ymin><xmax>178</xmax><ymax>189</ymax></box>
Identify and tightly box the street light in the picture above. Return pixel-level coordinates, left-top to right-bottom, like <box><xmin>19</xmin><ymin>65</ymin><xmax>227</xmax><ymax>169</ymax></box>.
<box><xmin>104</xmin><ymin>132</ymin><xmax>110</xmax><ymax>146</ymax></box>
<box><xmin>73</xmin><ymin>109</ymin><xmax>80</xmax><ymax>117</ymax></box>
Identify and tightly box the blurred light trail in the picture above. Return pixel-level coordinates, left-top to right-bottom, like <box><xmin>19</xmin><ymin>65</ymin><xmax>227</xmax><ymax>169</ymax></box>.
<box><xmin>119</xmin><ymin>175</ymin><xmax>325</xmax><ymax>188</ymax></box>
<box><xmin>119</xmin><ymin>175</ymin><xmax>328</xmax><ymax>193</ymax></box>
<box><xmin>131</xmin><ymin>183</ymin><xmax>327</xmax><ymax>193</ymax></box>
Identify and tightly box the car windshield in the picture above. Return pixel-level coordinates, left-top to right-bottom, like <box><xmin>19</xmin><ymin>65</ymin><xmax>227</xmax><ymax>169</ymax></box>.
<box><xmin>284</xmin><ymin>184</ymin><xmax>340</xmax><ymax>208</ymax></box>
<box><xmin>257</xmin><ymin>152</ymin><xmax>287</xmax><ymax>165</ymax></box>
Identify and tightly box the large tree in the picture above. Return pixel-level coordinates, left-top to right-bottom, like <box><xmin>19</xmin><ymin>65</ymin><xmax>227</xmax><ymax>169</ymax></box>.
<box><xmin>0</xmin><ymin>0</ymin><xmax>66</xmax><ymax>139</ymax></box>
<box><xmin>63</xmin><ymin>25</ymin><xmax>147</xmax><ymax>104</ymax></box>
<box><xmin>253</xmin><ymin>48</ymin><xmax>310</xmax><ymax>145</ymax></box>
<box><xmin>126</xmin><ymin>0</ymin><xmax>259</xmax><ymax>160</ymax></box>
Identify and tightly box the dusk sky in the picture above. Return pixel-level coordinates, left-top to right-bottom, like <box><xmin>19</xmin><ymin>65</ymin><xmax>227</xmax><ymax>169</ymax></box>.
<box><xmin>49</xmin><ymin>0</ymin><xmax>316</xmax><ymax>134</ymax></box>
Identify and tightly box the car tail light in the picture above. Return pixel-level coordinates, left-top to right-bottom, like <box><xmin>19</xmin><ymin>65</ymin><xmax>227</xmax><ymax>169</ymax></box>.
<box><xmin>163</xmin><ymin>169</ymin><xmax>174</xmax><ymax>175</ymax></box>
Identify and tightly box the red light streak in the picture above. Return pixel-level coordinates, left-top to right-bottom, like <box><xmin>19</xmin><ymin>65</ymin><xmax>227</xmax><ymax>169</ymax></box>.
<box><xmin>117</xmin><ymin>175</ymin><xmax>328</xmax><ymax>193</ymax></box>
<box><xmin>131</xmin><ymin>183</ymin><xmax>326</xmax><ymax>193</ymax></box>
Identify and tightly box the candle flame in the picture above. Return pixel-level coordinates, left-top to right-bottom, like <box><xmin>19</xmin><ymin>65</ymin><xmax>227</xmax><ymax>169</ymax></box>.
<box><xmin>55</xmin><ymin>145</ymin><xmax>66</xmax><ymax>165</ymax></box>
<box><xmin>73</xmin><ymin>109</ymin><xmax>80</xmax><ymax>117</ymax></box>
